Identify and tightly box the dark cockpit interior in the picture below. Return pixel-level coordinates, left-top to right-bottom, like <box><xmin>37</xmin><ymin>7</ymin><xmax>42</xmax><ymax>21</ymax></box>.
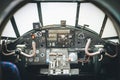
<box><xmin>0</xmin><ymin>0</ymin><xmax>120</xmax><ymax>80</ymax></box>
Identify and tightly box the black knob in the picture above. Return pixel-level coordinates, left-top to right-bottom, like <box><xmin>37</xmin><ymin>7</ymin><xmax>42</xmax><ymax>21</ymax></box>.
<box><xmin>15</xmin><ymin>49</ymin><xmax>21</xmax><ymax>54</ymax></box>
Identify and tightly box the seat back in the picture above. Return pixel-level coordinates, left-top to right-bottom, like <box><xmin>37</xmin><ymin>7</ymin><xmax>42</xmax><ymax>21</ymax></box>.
<box><xmin>1</xmin><ymin>62</ymin><xmax>21</xmax><ymax>80</ymax></box>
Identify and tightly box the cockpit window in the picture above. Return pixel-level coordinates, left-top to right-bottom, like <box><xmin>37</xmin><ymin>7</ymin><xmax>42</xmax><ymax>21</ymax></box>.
<box><xmin>78</xmin><ymin>3</ymin><xmax>105</xmax><ymax>34</ymax></box>
<box><xmin>102</xmin><ymin>18</ymin><xmax>118</xmax><ymax>43</ymax></box>
<box><xmin>12</xmin><ymin>3</ymin><xmax>39</xmax><ymax>36</ymax></box>
<box><xmin>41</xmin><ymin>3</ymin><xmax>77</xmax><ymax>26</ymax></box>
<box><xmin>1</xmin><ymin>20</ymin><xmax>16</xmax><ymax>38</ymax></box>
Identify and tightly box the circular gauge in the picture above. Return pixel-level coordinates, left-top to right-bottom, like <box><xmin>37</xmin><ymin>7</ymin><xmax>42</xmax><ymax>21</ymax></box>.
<box><xmin>36</xmin><ymin>50</ymin><xmax>39</xmax><ymax>54</ymax></box>
<box><xmin>34</xmin><ymin>57</ymin><xmax>39</xmax><ymax>62</ymax></box>
<box><xmin>78</xmin><ymin>33</ymin><xmax>85</xmax><ymax>39</ymax></box>
<box><xmin>40</xmin><ymin>53</ymin><xmax>45</xmax><ymax>57</ymax></box>
<box><xmin>28</xmin><ymin>58</ymin><xmax>33</xmax><ymax>62</ymax></box>
<box><xmin>69</xmin><ymin>52</ymin><xmax>77</xmax><ymax>61</ymax></box>
<box><xmin>37</xmin><ymin>31</ymin><xmax>42</xmax><ymax>37</ymax></box>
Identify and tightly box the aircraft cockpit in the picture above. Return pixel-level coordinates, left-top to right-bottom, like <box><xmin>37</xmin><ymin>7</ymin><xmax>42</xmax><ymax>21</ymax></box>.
<box><xmin>0</xmin><ymin>0</ymin><xmax>120</xmax><ymax>80</ymax></box>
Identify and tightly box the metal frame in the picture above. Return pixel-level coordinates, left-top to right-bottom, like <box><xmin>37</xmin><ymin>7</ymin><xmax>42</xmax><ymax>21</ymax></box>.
<box><xmin>102</xmin><ymin>36</ymin><xmax>119</xmax><ymax>40</ymax></box>
<box><xmin>1</xmin><ymin>36</ymin><xmax>16</xmax><ymax>40</ymax></box>
<box><xmin>10</xmin><ymin>16</ymin><xmax>20</xmax><ymax>38</ymax></box>
<box><xmin>99</xmin><ymin>14</ymin><xmax>108</xmax><ymax>37</ymax></box>
<box><xmin>37</xmin><ymin>2</ymin><xmax>43</xmax><ymax>27</ymax></box>
<box><xmin>75</xmin><ymin>2</ymin><xmax>80</xmax><ymax>27</ymax></box>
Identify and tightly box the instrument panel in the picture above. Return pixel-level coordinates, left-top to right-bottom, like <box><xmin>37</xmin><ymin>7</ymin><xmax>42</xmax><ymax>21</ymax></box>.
<box><xmin>3</xmin><ymin>25</ymin><xmax>119</xmax><ymax>75</ymax></box>
<box><xmin>47</xmin><ymin>29</ymin><xmax>74</xmax><ymax>48</ymax></box>
<box><xmin>21</xmin><ymin>27</ymin><xmax>104</xmax><ymax>65</ymax></box>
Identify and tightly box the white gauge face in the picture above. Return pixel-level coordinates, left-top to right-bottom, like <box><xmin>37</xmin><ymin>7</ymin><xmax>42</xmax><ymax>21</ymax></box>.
<box><xmin>40</xmin><ymin>53</ymin><xmax>45</xmax><ymax>57</ymax></box>
<box><xmin>29</xmin><ymin>58</ymin><xmax>33</xmax><ymax>62</ymax></box>
<box><xmin>34</xmin><ymin>57</ymin><xmax>39</xmax><ymax>62</ymax></box>
<box><xmin>36</xmin><ymin>50</ymin><xmax>39</xmax><ymax>54</ymax></box>
<box><xmin>69</xmin><ymin>52</ymin><xmax>78</xmax><ymax>61</ymax></box>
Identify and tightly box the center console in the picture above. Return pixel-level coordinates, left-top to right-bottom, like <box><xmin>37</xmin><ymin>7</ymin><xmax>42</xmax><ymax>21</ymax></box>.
<box><xmin>48</xmin><ymin>48</ymin><xmax>70</xmax><ymax>75</ymax></box>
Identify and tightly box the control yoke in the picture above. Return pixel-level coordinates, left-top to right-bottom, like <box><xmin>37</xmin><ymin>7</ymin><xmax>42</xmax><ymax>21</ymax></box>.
<box><xmin>85</xmin><ymin>38</ymin><xmax>117</xmax><ymax>58</ymax></box>
<box><xmin>85</xmin><ymin>38</ymin><xmax>102</xmax><ymax>56</ymax></box>
<box><xmin>2</xmin><ymin>40</ymin><xmax>36</xmax><ymax>57</ymax></box>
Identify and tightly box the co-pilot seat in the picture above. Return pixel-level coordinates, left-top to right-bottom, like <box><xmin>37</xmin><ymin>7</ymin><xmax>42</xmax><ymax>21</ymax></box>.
<box><xmin>0</xmin><ymin>62</ymin><xmax>21</xmax><ymax>80</ymax></box>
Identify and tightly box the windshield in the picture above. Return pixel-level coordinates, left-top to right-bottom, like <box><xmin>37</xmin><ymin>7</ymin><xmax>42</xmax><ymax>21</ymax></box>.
<box><xmin>1</xmin><ymin>2</ymin><xmax>119</xmax><ymax>43</ymax></box>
